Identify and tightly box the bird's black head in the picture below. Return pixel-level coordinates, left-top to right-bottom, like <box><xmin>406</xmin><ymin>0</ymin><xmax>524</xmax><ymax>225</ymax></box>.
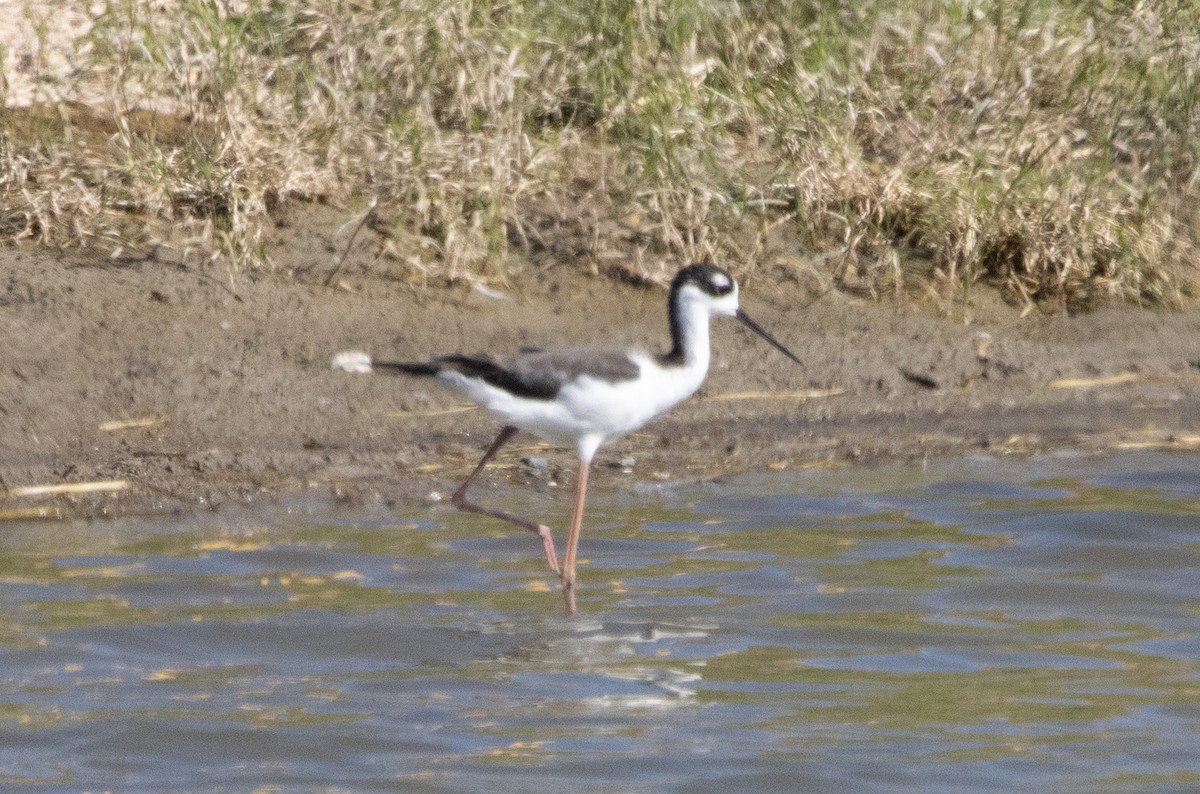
<box><xmin>672</xmin><ymin>262</ymin><xmax>736</xmax><ymax>298</ymax></box>
<box><xmin>666</xmin><ymin>261</ymin><xmax>803</xmax><ymax>367</ymax></box>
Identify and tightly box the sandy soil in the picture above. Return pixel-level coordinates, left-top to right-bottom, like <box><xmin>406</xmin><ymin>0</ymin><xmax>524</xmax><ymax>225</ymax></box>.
<box><xmin>3</xmin><ymin>204</ymin><xmax>1200</xmax><ymax>519</ymax></box>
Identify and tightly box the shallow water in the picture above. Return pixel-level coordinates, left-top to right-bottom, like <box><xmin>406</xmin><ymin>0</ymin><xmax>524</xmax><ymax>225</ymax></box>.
<box><xmin>2</xmin><ymin>452</ymin><xmax>1199</xmax><ymax>792</ymax></box>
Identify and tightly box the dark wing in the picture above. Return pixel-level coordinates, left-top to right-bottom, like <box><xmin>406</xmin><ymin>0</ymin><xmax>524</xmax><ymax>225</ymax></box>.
<box><xmin>373</xmin><ymin>354</ymin><xmax>553</xmax><ymax>396</ymax></box>
<box><xmin>375</xmin><ymin>348</ymin><xmax>640</xmax><ymax>401</ymax></box>
<box><xmin>508</xmin><ymin>347</ymin><xmax>641</xmax><ymax>398</ymax></box>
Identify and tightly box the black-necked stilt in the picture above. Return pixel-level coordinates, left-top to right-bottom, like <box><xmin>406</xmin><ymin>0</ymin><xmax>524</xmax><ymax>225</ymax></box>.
<box><xmin>334</xmin><ymin>262</ymin><xmax>802</xmax><ymax>615</ymax></box>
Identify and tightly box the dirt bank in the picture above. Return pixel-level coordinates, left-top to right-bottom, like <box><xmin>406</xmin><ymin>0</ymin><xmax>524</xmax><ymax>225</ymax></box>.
<box><xmin>3</xmin><ymin>208</ymin><xmax>1200</xmax><ymax>519</ymax></box>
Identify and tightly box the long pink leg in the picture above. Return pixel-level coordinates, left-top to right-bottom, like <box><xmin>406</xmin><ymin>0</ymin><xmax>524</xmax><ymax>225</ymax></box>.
<box><xmin>560</xmin><ymin>459</ymin><xmax>590</xmax><ymax>617</ymax></box>
<box><xmin>451</xmin><ymin>425</ymin><xmax>560</xmax><ymax>575</ymax></box>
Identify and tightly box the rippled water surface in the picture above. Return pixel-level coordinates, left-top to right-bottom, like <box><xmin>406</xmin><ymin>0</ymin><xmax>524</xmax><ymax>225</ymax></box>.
<box><xmin>3</xmin><ymin>452</ymin><xmax>1200</xmax><ymax>792</ymax></box>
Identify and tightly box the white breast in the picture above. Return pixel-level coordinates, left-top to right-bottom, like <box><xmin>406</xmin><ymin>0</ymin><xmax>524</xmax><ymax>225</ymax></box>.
<box><xmin>557</xmin><ymin>352</ymin><xmax>705</xmax><ymax>436</ymax></box>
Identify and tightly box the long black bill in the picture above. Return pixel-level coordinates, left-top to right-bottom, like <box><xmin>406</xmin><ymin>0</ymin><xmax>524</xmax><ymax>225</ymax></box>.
<box><xmin>736</xmin><ymin>308</ymin><xmax>802</xmax><ymax>366</ymax></box>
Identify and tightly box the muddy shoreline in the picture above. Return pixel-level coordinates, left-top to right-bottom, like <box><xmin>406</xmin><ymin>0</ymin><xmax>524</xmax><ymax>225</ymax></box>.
<box><xmin>3</xmin><ymin>222</ymin><xmax>1200</xmax><ymax>519</ymax></box>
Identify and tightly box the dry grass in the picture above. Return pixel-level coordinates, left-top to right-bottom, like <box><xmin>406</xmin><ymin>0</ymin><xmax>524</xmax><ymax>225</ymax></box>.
<box><xmin>2</xmin><ymin>0</ymin><xmax>1198</xmax><ymax>307</ymax></box>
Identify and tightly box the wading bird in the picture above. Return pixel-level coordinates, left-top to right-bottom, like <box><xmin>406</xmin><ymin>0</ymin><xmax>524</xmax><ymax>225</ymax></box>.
<box><xmin>333</xmin><ymin>263</ymin><xmax>802</xmax><ymax>615</ymax></box>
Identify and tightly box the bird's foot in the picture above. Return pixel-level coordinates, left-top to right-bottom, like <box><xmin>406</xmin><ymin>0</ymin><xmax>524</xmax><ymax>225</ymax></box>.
<box><xmin>536</xmin><ymin>524</ymin><xmax>560</xmax><ymax>576</ymax></box>
<box><xmin>560</xmin><ymin>573</ymin><xmax>577</xmax><ymax>617</ymax></box>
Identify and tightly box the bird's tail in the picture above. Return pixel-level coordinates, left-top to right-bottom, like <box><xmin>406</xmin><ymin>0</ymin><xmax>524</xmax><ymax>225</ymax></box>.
<box><xmin>372</xmin><ymin>360</ymin><xmax>440</xmax><ymax>377</ymax></box>
<box><xmin>330</xmin><ymin>351</ymin><xmax>439</xmax><ymax>376</ymax></box>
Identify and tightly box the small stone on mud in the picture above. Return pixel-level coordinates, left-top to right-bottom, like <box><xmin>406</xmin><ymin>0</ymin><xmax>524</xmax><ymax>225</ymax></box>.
<box><xmin>521</xmin><ymin>456</ymin><xmax>550</xmax><ymax>477</ymax></box>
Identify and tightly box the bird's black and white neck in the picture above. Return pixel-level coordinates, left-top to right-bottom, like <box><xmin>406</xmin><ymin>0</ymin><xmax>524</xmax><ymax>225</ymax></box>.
<box><xmin>659</xmin><ymin>261</ymin><xmax>739</xmax><ymax>368</ymax></box>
